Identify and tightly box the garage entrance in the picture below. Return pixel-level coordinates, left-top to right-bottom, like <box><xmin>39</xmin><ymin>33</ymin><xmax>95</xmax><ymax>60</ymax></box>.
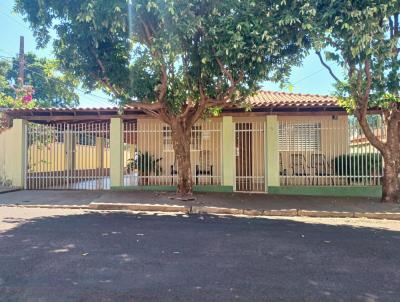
<box><xmin>25</xmin><ymin>122</ymin><xmax>110</xmax><ymax>190</ymax></box>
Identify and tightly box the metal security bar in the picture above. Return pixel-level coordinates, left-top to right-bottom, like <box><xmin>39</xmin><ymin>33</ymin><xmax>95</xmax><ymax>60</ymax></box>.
<box><xmin>278</xmin><ymin>116</ymin><xmax>384</xmax><ymax>186</ymax></box>
<box><xmin>234</xmin><ymin>121</ymin><xmax>265</xmax><ymax>192</ymax></box>
<box><xmin>25</xmin><ymin>122</ymin><xmax>110</xmax><ymax>190</ymax></box>
<box><xmin>123</xmin><ymin>119</ymin><xmax>222</xmax><ymax>187</ymax></box>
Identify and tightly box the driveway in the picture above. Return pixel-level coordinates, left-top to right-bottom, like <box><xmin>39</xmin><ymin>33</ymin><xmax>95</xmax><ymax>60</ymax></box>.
<box><xmin>0</xmin><ymin>208</ymin><xmax>399</xmax><ymax>301</ymax></box>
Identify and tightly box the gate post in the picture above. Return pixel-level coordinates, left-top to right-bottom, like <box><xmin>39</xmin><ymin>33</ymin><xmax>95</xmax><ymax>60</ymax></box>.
<box><xmin>110</xmin><ymin>118</ymin><xmax>123</xmax><ymax>188</ymax></box>
<box><xmin>95</xmin><ymin>137</ymin><xmax>105</xmax><ymax>169</ymax></box>
<box><xmin>222</xmin><ymin>116</ymin><xmax>234</xmax><ymax>191</ymax></box>
<box><xmin>265</xmin><ymin>115</ymin><xmax>279</xmax><ymax>191</ymax></box>
<box><xmin>64</xmin><ymin>127</ymin><xmax>76</xmax><ymax>173</ymax></box>
<box><xmin>13</xmin><ymin>119</ymin><xmax>26</xmax><ymax>188</ymax></box>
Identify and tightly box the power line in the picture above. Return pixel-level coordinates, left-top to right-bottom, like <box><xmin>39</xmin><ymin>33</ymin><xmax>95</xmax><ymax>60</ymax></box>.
<box><xmin>0</xmin><ymin>55</ymin><xmax>113</xmax><ymax>106</ymax></box>
<box><xmin>0</xmin><ymin>50</ymin><xmax>113</xmax><ymax>103</ymax></box>
<box><xmin>293</xmin><ymin>68</ymin><xmax>324</xmax><ymax>85</ymax></box>
<box><xmin>0</xmin><ymin>10</ymin><xmax>31</xmax><ymax>31</ymax></box>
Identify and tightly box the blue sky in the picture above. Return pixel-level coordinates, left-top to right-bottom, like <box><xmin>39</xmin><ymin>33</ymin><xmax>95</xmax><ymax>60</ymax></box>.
<box><xmin>0</xmin><ymin>0</ymin><xmax>342</xmax><ymax>108</ymax></box>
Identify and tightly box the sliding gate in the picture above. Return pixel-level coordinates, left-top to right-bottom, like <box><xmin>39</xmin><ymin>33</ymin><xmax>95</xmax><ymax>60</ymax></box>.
<box><xmin>25</xmin><ymin>122</ymin><xmax>110</xmax><ymax>190</ymax></box>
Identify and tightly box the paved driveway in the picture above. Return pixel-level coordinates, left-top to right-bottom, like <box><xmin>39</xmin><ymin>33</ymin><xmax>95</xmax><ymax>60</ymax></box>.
<box><xmin>0</xmin><ymin>209</ymin><xmax>399</xmax><ymax>301</ymax></box>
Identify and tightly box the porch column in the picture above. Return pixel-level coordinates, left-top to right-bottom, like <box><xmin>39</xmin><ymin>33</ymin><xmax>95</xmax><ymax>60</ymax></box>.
<box><xmin>12</xmin><ymin>119</ymin><xmax>26</xmax><ymax>188</ymax></box>
<box><xmin>265</xmin><ymin>115</ymin><xmax>279</xmax><ymax>190</ymax></box>
<box><xmin>110</xmin><ymin>117</ymin><xmax>123</xmax><ymax>188</ymax></box>
<box><xmin>222</xmin><ymin>116</ymin><xmax>234</xmax><ymax>190</ymax></box>
<box><xmin>95</xmin><ymin>137</ymin><xmax>105</xmax><ymax>169</ymax></box>
<box><xmin>64</xmin><ymin>129</ymin><xmax>76</xmax><ymax>172</ymax></box>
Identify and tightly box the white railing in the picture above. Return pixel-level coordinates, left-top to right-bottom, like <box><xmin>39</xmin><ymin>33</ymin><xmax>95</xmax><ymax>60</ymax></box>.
<box><xmin>278</xmin><ymin>116</ymin><xmax>384</xmax><ymax>186</ymax></box>
<box><xmin>25</xmin><ymin>122</ymin><xmax>110</xmax><ymax>190</ymax></box>
<box><xmin>123</xmin><ymin>119</ymin><xmax>222</xmax><ymax>187</ymax></box>
<box><xmin>234</xmin><ymin>121</ymin><xmax>265</xmax><ymax>192</ymax></box>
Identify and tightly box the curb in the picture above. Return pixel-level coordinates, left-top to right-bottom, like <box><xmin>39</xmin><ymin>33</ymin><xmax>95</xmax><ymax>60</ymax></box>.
<box><xmin>0</xmin><ymin>204</ymin><xmax>91</xmax><ymax>210</ymax></box>
<box><xmin>2</xmin><ymin>203</ymin><xmax>400</xmax><ymax>221</ymax></box>
<box><xmin>298</xmin><ymin>210</ymin><xmax>354</xmax><ymax>218</ymax></box>
<box><xmin>354</xmin><ymin>212</ymin><xmax>400</xmax><ymax>220</ymax></box>
<box><xmin>89</xmin><ymin>202</ymin><xmax>187</xmax><ymax>213</ymax></box>
<box><xmin>191</xmin><ymin>206</ymin><xmax>243</xmax><ymax>215</ymax></box>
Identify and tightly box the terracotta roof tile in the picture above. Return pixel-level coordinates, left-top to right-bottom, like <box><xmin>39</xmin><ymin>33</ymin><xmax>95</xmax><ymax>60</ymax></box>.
<box><xmin>4</xmin><ymin>90</ymin><xmax>341</xmax><ymax>116</ymax></box>
<box><xmin>247</xmin><ymin>90</ymin><xmax>338</xmax><ymax>108</ymax></box>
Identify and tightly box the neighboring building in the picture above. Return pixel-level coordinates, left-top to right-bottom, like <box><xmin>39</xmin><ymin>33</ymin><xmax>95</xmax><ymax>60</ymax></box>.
<box><xmin>0</xmin><ymin>91</ymin><xmax>382</xmax><ymax>197</ymax></box>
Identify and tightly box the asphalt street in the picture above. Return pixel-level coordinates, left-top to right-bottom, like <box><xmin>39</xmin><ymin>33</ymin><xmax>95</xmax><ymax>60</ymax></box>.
<box><xmin>0</xmin><ymin>211</ymin><xmax>399</xmax><ymax>302</ymax></box>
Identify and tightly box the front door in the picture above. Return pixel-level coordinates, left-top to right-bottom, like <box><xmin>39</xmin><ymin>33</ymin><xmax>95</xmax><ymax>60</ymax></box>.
<box><xmin>235</xmin><ymin>123</ymin><xmax>253</xmax><ymax>191</ymax></box>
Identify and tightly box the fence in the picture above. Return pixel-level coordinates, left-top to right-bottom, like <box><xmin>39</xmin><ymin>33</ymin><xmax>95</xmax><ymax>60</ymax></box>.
<box><xmin>123</xmin><ymin>119</ymin><xmax>222</xmax><ymax>187</ymax></box>
<box><xmin>14</xmin><ymin>115</ymin><xmax>387</xmax><ymax>192</ymax></box>
<box><xmin>278</xmin><ymin>116</ymin><xmax>384</xmax><ymax>187</ymax></box>
<box><xmin>25</xmin><ymin>122</ymin><xmax>110</xmax><ymax>190</ymax></box>
<box><xmin>234</xmin><ymin>121</ymin><xmax>265</xmax><ymax>192</ymax></box>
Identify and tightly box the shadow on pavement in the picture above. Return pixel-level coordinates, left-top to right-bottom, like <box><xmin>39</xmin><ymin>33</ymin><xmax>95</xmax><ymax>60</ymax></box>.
<box><xmin>0</xmin><ymin>212</ymin><xmax>399</xmax><ymax>302</ymax></box>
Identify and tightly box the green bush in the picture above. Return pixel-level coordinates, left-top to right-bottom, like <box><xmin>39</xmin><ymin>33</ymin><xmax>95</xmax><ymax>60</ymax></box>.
<box><xmin>126</xmin><ymin>152</ymin><xmax>162</xmax><ymax>176</ymax></box>
<box><xmin>332</xmin><ymin>153</ymin><xmax>382</xmax><ymax>181</ymax></box>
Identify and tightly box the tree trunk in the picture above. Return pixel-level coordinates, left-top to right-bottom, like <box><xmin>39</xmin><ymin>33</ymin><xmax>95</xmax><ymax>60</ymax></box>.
<box><xmin>171</xmin><ymin>120</ymin><xmax>193</xmax><ymax>195</ymax></box>
<box><xmin>382</xmin><ymin>154</ymin><xmax>399</xmax><ymax>203</ymax></box>
<box><xmin>356</xmin><ymin>112</ymin><xmax>400</xmax><ymax>203</ymax></box>
<box><xmin>380</xmin><ymin>117</ymin><xmax>400</xmax><ymax>203</ymax></box>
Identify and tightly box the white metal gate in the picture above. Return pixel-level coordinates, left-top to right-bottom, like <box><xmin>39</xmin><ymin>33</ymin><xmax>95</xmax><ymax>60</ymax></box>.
<box><xmin>25</xmin><ymin>122</ymin><xmax>110</xmax><ymax>190</ymax></box>
<box><xmin>234</xmin><ymin>121</ymin><xmax>265</xmax><ymax>192</ymax></box>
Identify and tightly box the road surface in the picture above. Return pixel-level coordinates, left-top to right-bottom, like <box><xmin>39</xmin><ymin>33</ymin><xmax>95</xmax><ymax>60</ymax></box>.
<box><xmin>0</xmin><ymin>207</ymin><xmax>399</xmax><ymax>301</ymax></box>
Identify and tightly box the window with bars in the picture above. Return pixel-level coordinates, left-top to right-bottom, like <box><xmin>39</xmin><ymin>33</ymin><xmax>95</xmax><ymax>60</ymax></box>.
<box><xmin>191</xmin><ymin>125</ymin><xmax>202</xmax><ymax>150</ymax></box>
<box><xmin>279</xmin><ymin>122</ymin><xmax>321</xmax><ymax>151</ymax></box>
<box><xmin>163</xmin><ymin>126</ymin><xmax>173</xmax><ymax>151</ymax></box>
<box><xmin>162</xmin><ymin>125</ymin><xmax>202</xmax><ymax>151</ymax></box>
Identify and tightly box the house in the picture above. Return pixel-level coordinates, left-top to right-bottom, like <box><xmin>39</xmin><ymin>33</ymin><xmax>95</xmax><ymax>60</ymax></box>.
<box><xmin>0</xmin><ymin>90</ymin><xmax>383</xmax><ymax>197</ymax></box>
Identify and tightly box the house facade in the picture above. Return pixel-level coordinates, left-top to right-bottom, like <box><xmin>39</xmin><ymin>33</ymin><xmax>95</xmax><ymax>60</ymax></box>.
<box><xmin>0</xmin><ymin>91</ymin><xmax>384</xmax><ymax>197</ymax></box>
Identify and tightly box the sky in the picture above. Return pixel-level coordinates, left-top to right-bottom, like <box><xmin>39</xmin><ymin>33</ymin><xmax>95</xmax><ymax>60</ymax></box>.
<box><xmin>0</xmin><ymin>0</ymin><xmax>343</xmax><ymax>108</ymax></box>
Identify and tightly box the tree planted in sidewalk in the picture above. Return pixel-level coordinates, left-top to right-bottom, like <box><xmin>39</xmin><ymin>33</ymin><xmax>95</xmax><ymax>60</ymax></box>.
<box><xmin>311</xmin><ymin>1</ymin><xmax>400</xmax><ymax>202</ymax></box>
<box><xmin>16</xmin><ymin>0</ymin><xmax>311</xmax><ymax>194</ymax></box>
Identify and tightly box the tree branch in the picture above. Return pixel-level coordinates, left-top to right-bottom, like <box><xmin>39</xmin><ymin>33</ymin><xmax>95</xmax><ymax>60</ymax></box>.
<box><xmin>353</xmin><ymin>59</ymin><xmax>386</xmax><ymax>153</ymax></box>
<box><xmin>89</xmin><ymin>46</ymin><xmax>125</xmax><ymax>100</ymax></box>
<box><xmin>187</xmin><ymin>84</ymin><xmax>208</xmax><ymax>125</ymax></box>
<box><xmin>139</xmin><ymin>18</ymin><xmax>168</xmax><ymax>105</ymax></box>
<box><xmin>127</xmin><ymin>101</ymin><xmax>163</xmax><ymax>111</ymax></box>
<box><xmin>141</xmin><ymin>108</ymin><xmax>161</xmax><ymax>119</ymax></box>
<box><xmin>216</xmin><ymin>57</ymin><xmax>234</xmax><ymax>84</ymax></box>
<box><xmin>316</xmin><ymin>51</ymin><xmax>341</xmax><ymax>83</ymax></box>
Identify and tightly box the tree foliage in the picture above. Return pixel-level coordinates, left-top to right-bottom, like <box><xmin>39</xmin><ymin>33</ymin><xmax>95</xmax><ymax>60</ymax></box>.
<box><xmin>1</xmin><ymin>53</ymin><xmax>79</xmax><ymax>108</ymax></box>
<box><xmin>15</xmin><ymin>0</ymin><xmax>312</xmax><ymax>194</ymax></box>
<box><xmin>311</xmin><ymin>0</ymin><xmax>400</xmax><ymax>202</ymax></box>
<box><xmin>15</xmin><ymin>0</ymin><xmax>311</xmax><ymax>111</ymax></box>
<box><xmin>313</xmin><ymin>1</ymin><xmax>399</xmax><ymax>107</ymax></box>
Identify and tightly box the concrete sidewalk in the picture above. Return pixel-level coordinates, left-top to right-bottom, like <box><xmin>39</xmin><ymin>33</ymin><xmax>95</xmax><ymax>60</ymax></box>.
<box><xmin>0</xmin><ymin>190</ymin><xmax>400</xmax><ymax>220</ymax></box>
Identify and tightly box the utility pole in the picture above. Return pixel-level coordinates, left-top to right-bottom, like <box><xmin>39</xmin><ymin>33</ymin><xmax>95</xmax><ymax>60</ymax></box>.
<box><xmin>18</xmin><ymin>36</ymin><xmax>25</xmax><ymax>87</ymax></box>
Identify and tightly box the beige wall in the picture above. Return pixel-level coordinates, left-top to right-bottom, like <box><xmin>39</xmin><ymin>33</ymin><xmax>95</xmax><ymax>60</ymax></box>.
<box><xmin>350</xmin><ymin>142</ymin><xmax>380</xmax><ymax>154</ymax></box>
<box><xmin>28</xmin><ymin>142</ymin><xmax>111</xmax><ymax>173</ymax></box>
<box><xmin>0</xmin><ymin>126</ymin><xmax>22</xmax><ymax>186</ymax></box>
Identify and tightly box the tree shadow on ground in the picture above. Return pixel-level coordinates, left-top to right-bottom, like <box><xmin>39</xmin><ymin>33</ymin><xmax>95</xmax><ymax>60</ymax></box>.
<box><xmin>0</xmin><ymin>212</ymin><xmax>399</xmax><ymax>302</ymax></box>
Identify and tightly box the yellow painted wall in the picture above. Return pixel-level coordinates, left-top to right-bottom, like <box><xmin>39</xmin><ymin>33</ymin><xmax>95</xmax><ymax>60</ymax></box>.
<box><xmin>28</xmin><ymin>142</ymin><xmax>111</xmax><ymax>172</ymax></box>
<box><xmin>0</xmin><ymin>123</ymin><xmax>23</xmax><ymax>187</ymax></box>
<box><xmin>350</xmin><ymin>142</ymin><xmax>380</xmax><ymax>154</ymax></box>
